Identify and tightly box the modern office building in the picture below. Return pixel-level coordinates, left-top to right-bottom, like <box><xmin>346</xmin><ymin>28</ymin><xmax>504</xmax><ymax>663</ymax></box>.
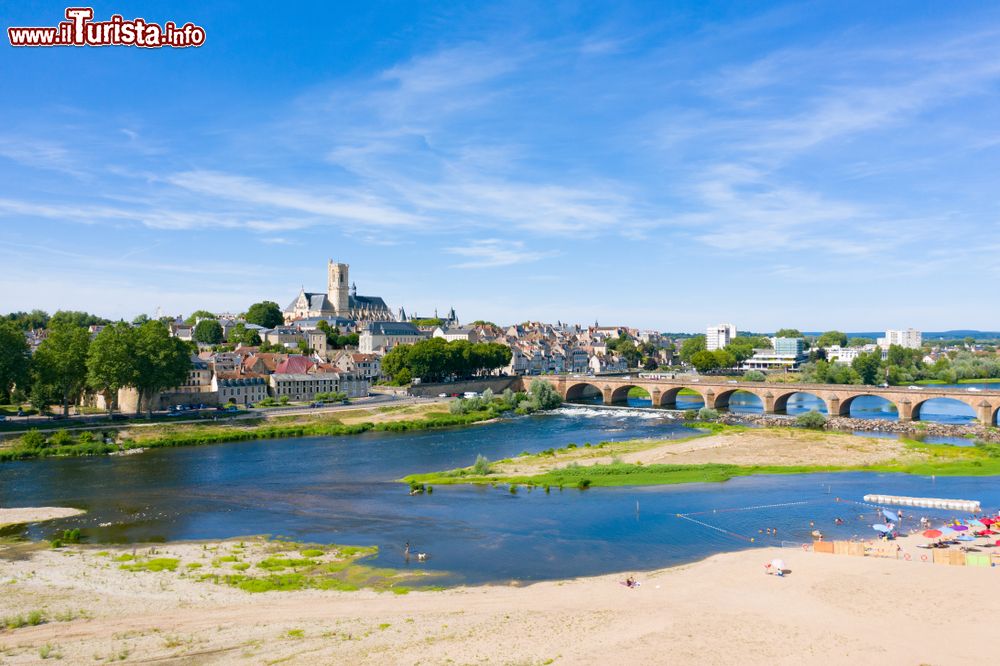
<box><xmin>706</xmin><ymin>323</ymin><xmax>737</xmax><ymax>351</ymax></box>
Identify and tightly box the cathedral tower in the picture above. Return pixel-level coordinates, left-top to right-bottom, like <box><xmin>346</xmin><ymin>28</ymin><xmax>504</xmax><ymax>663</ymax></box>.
<box><xmin>327</xmin><ymin>261</ymin><xmax>350</xmax><ymax>315</ymax></box>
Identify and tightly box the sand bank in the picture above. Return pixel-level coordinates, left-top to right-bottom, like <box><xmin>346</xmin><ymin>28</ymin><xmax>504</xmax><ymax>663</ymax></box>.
<box><xmin>0</xmin><ymin>507</ymin><xmax>84</xmax><ymax>528</ymax></box>
<box><xmin>2</xmin><ymin>539</ymin><xmax>998</xmax><ymax>664</ymax></box>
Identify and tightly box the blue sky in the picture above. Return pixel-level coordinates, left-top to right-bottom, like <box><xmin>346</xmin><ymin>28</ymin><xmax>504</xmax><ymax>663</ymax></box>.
<box><xmin>2</xmin><ymin>1</ymin><xmax>1000</xmax><ymax>331</ymax></box>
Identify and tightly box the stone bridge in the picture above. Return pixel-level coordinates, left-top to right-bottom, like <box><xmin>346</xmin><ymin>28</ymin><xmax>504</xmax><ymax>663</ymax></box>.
<box><xmin>529</xmin><ymin>375</ymin><xmax>1000</xmax><ymax>425</ymax></box>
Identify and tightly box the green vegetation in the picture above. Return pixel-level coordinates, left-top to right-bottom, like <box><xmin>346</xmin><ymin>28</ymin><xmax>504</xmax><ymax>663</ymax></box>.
<box><xmin>742</xmin><ymin>370</ymin><xmax>766</xmax><ymax>382</ymax></box>
<box><xmin>3</xmin><ymin>609</ymin><xmax>46</xmax><ymax>629</ymax></box>
<box><xmin>380</xmin><ymin>337</ymin><xmax>512</xmax><ymax>384</ymax></box>
<box><xmin>120</xmin><ymin>557</ymin><xmax>180</xmax><ymax>572</ymax></box>
<box><xmin>193</xmin><ymin>319</ymin><xmax>224</xmax><ymax>344</ymax></box>
<box><xmin>449</xmin><ymin>381</ymin><xmax>561</xmax><ymax>417</ymax></box>
<box><xmin>795</xmin><ymin>410</ymin><xmax>828</xmax><ymax>429</ymax></box>
<box><xmin>0</xmin><ymin>405</ymin><xmax>504</xmax><ymax>462</ymax></box>
<box><xmin>244</xmin><ymin>301</ymin><xmax>284</xmax><ymax>329</ymax></box>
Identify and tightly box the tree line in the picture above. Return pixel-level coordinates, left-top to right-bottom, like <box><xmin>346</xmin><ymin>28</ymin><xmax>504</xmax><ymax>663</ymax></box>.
<box><xmin>0</xmin><ymin>319</ymin><xmax>191</xmax><ymax>416</ymax></box>
<box><xmin>381</xmin><ymin>338</ymin><xmax>513</xmax><ymax>384</ymax></box>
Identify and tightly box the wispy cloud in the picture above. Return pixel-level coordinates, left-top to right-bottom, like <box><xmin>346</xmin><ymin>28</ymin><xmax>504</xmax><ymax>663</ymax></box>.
<box><xmin>445</xmin><ymin>239</ymin><xmax>553</xmax><ymax>268</ymax></box>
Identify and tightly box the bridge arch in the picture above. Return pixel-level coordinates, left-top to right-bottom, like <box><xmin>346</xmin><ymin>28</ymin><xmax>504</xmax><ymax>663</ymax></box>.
<box><xmin>911</xmin><ymin>396</ymin><xmax>978</xmax><ymax>424</ymax></box>
<box><xmin>773</xmin><ymin>390</ymin><xmax>828</xmax><ymax>415</ymax></box>
<box><xmin>836</xmin><ymin>394</ymin><xmax>899</xmax><ymax>419</ymax></box>
<box><xmin>653</xmin><ymin>386</ymin><xmax>707</xmax><ymax>409</ymax></box>
<box><xmin>565</xmin><ymin>382</ymin><xmax>606</xmax><ymax>403</ymax></box>
<box><xmin>713</xmin><ymin>388</ymin><xmax>765</xmax><ymax>413</ymax></box>
<box><xmin>608</xmin><ymin>384</ymin><xmax>652</xmax><ymax>405</ymax></box>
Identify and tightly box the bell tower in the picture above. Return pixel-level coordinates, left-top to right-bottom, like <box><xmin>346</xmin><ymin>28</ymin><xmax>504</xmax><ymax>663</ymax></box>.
<box><xmin>327</xmin><ymin>260</ymin><xmax>350</xmax><ymax>315</ymax></box>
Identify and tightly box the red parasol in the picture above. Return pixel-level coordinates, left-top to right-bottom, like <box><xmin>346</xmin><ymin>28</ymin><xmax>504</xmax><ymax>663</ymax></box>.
<box><xmin>922</xmin><ymin>529</ymin><xmax>942</xmax><ymax>538</ymax></box>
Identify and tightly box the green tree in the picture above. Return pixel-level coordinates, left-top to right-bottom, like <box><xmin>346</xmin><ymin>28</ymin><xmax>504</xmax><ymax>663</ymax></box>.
<box><xmin>529</xmin><ymin>379</ymin><xmax>563</xmax><ymax>409</ymax></box>
<box><xmin>773</xmin><ymin>328</ymin><xmax>802</xmax><ymax>338</ymax></box>
<box><xmin>712</xmin><ymin>349</ymin><xmax>736</xmax><ymax>369</ymax></box>
<box><xmin>132</xmin><ymin>313</ymin><xmax>151</xmax><ymax>325</ymax></box>
<box><xmin>131</xmin><ymin>321</ymin><xmax>192</xmax><ymax>416</ymax></box>
<box><xmin>851</xmin><ymin>351</ymin><xmax>883</xmax><ymax>385</ymax></box>
<box><xmin>847</xmin><ymin>337</ymin><xmax>874</xmax><ymax>347</ymax></box>
<box><xmin>184</xmin><ymin>309</ymin><xmax>216</xmax><ymax>324</ymax></box>
<box><xmin>49</xmin><ymin>310</ymin><xmax>108</xmax><ymax>328</ymax></box>
<box><xmin>86</xmin><ymin>322</ymin><xmax>136</xmax><ymax>414</ymax></box>
<box><xmin>31</xmin><ymin>321</ymin><xmax>91</xmax><ymax>417</ymax></box>
<box><xmin>244</xmin><ymin>301</ymin><xmax>284</xmax><ymax>329</ymax></box>
<box><xmin>193</xmin><ymin>319</ymin><xmax>224</xmax><ymax>344</ymax></box>
<box><xmin>724</xmin><ymin>339</ymin><xmax>756</xmax><ymax>363</ymax></box>
<box><xmin>690</xmin><ymin>350</ymin><xmax>719</xmax><ymax>373</ymax></box>
<box><xmin>679</xmin><ymin>335</ymin><xmax>706</xmax><ymax>363</ymax></box>
<box><xmin>815</xmin><ymin>330</ymin><xmax>848</xmax><ymax>348</ymax></box>
<box><xmin>228</xmin><ymin>323</ymin><xmax>261</xmax><ymax>346</ymax></box>
<box><xmin>5</xmin><ymin>309</ymin><xmax>50</xmax><ymax>330</ymax></box>
<box><xmin>0</xmin><ymin>320</ymin><xmax>31</xmax><ymax>402</ymax></box>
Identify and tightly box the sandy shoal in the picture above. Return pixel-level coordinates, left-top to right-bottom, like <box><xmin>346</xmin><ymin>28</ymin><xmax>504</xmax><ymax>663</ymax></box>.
<box><xmin>497</xmin><ymin>428</ymin><xmax>918</xmax><ymax>475</ymax></box>
<box><xmin>2</xmin><ymin>540</ymin><xmax>998</xmax><ymax>665</ymax></box>
<box><xmin>0</xmin><ymin>506</ymin><xmax>84</xmax><ymax>527</ymax></box>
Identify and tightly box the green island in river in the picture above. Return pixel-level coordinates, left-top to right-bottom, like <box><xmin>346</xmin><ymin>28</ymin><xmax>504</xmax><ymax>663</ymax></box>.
<box><xmin>403</xmin><ymin>423</ymin><xmax>1000</xmax><ymax>489</ymax></box>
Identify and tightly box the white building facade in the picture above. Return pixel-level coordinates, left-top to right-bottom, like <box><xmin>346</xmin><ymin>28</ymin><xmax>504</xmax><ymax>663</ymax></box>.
<box><xmin>706</xmin><ymin>323</ymin><xmax>737</xmax><ymax>351</ymax></box>
<box><xmin>877</xmin><ymin>329</ymin><xmax>922</xmax><ymax>350</ymax></box>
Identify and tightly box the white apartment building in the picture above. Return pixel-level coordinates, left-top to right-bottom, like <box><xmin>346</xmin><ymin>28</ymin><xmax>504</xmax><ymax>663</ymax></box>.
<box><xmin>877</xmin><ymin>329</ymin><xmax>922</xmax><ymax>350</ymax></box>
<box><xmin>706</xmin><ymin>323</ymin><xmax>737</xmax><ymax>351</ymax></box>
<box><xmin>825</xmin><ymin>344</ymin><xmax>879</xmax><ymax>364</ymax></box>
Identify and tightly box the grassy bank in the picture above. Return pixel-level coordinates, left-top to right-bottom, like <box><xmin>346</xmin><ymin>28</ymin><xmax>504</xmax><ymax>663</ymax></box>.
<box><xmin>402</xmin><ymin>427</ymin><xmax>1000</xmax><ymax>489</ymax></box>
<box><xmin>0</xmin><ymin>406</ymin><xmax>495</xmax><ymax>462</ymax></box>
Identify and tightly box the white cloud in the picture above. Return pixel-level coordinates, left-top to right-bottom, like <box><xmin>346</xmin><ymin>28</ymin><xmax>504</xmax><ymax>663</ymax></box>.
<box><xmin>445</xmin><ymin>239</ymin><xmax>553</xmax><ymax>268</ymax></box>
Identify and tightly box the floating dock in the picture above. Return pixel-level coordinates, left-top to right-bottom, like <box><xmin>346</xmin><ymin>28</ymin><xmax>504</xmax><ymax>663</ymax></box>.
<box><xmin>864</xmin><ymin>494</ymin><xmax>981</xmax><ymax>513</ymax></box>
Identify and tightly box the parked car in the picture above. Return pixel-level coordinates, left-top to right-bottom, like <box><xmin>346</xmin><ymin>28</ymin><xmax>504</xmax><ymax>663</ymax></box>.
<box><xmin>907</xmin><ymin>385</ymin><xmax>924</xmax><ymax>390</ymax></box>
<box><xmin>967</xmin><ymin>387</ymin><xmax>982</xmax><ymax>392</ymax></box>
<box><xmin>438</xmin><ymin>393</ymin><xmax>448</xmax><ymax>398</ymax></box>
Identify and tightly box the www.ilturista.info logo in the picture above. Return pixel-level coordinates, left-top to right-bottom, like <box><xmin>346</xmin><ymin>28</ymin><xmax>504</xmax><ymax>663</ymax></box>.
<box><xmin>8</xmin><ymin>7</ymin><xmax>206</xmax><ymax>48</ymax></box>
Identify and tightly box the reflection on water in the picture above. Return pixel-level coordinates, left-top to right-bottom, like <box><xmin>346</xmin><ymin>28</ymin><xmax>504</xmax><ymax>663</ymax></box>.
<box><xmin>2</xmin><ymin>409</ymin><xmax>998</xmax><ymax>584</ymax></box>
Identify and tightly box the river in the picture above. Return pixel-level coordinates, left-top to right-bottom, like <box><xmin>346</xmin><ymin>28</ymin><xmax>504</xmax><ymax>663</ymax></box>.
<box><xmin>3</xmin><ymin>408</ymin><xmax>999</xmax><ymax>584</ymax></box>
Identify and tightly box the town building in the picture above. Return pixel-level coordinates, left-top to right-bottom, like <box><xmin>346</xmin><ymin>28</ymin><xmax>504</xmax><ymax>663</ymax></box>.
<box><xmin>878</xmin><ymin>328</ymin><xmax>922</xmax><ymax>350</ymax></box>
<box><xmin>706</xmin><ymin>323</ymin><xmax>737</xmax><ymax>351</ymax></box>
<box><xmin>359</xmin><ymin>321</ymin><xmax>427</xmax><ymax>354</ymax></box>
<box><xmin>269</xmin><ymin>372</ymin><xmax>369</xmax><ymax>401</ymax></box>
<box><xmin>332</xmin><ymin>351</ymin><xmax>382</xmax><ymax>382</ymax></box>
<box><xmin>213</xmin><ymin>374</ymin><xmax>269</xmax><ymax>406</ymax></box>
<box><xmin>826</xmin><ymin>345</ymin><xmax>879</xmax><ymax>364</ymax></box>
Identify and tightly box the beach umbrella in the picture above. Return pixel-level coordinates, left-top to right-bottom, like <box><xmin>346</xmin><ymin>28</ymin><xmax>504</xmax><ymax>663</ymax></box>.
<box><xmin>951</xmin><ymin>524</ymin><xmax>969</xmax><ymax>532</ymax></box>
<box><xmin>873</xmin><ymin>524</ymin><xmax>892</xmax><ymax>533</ymax></box>
<box><xmin>922</xmin><ymin>529</ymin><xmax>942</xmax><ymax>538</ymax></box>
<box><xmin>957</xmin><ymin>535</ymin><xmax>975</xmax><ymax>542</ymax></box>
<box><xmin>969</xmin><ymin>520</ymin><xmax>986</xmax><ymax>529</ymax></box>
<box><xmin>882</xmin><ymin>509</ymin><xmax>897</xmax><ymax>522</ymax></box>
<box><xmin>982</xmin><ymin>518</ymin><xmax>995</xmax><ymax>526</ymax></box>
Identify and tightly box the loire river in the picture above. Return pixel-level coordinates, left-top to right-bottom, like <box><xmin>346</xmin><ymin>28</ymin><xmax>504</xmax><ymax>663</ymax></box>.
<box><xmin>3</xmin><ymin>408</ymin><xmax>999</xmax><ymax>584</ymax></box>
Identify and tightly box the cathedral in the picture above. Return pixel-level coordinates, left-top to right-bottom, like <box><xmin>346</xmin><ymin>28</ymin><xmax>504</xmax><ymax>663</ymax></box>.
<box><xmin>283</xmin><ymin>261</ymin><xmax>395</xmax><ymax>324</ymax></box>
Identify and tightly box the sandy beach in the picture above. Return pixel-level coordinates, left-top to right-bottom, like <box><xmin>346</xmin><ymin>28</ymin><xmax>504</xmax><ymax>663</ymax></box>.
<box><xmin>492</xmin><ymin>427</ymin><xmax>921</xmax><ymax>476</ymax></box>
<box><xmin>0</xmin><ymin>507</ymin><xmax>84</xmax><ymax>528</ymax></box>
<box><xmin>2</xmin><ymin>537</ymin><xmax>998</xmax><ymax>665</ymax></box>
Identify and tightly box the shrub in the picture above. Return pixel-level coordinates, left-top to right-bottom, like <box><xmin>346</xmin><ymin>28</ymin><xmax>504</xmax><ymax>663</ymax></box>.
<box><xmin>697</xmin><ymin>407</ymin><xmax>720</xmax><ymax>421</ymax></box>
<box><xmin>682</xmin><ymin>409</ymin><xmax>698</xmax><ymax>420</ymax></box>
<box><xmin>742</xmin><ymin>370</ymin><xmax>766</xmax><ymax>382</ymax></box>
<box><xmin>20</xmin><ymin>429</ymin><xmax>46</xmax><ymax>449</ymax></box>
<box><xmin>577</xmin><ymin>479</ymin><xmax>592</xmax><ymax>490</ymax></box>
<box><xmin>473</xmin><ymin>454</ymin><xmax>492</xmax><ymax>475</ymax></box>
<box><xmin>278</xmin><ymin>395</ymin><xmax>290</xmax><ymax>405</ymax></box>
<box><xmin>48</xmin><ymin>430</ymin><xmax>74</xmax><ymax>447</ymax></box>
<box><xmin>795</xmin><ymin>410</ymin><xmax>827</xmax><ymax>429</ymax></box>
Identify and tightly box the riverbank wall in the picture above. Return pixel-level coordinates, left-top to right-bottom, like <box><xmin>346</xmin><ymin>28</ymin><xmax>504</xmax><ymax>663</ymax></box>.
<box><xmin>407</xmin><ymin>376</ymin><xmax>521</xmax><ymax>397</ymax></box>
